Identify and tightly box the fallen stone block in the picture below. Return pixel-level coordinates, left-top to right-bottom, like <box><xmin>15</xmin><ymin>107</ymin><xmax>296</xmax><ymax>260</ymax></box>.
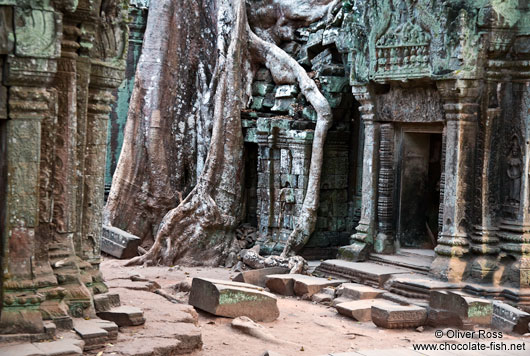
<box><xmin>336</xmin><ymin>283</ymin><xmax>385</xmax><ymax>300</ymax></box>
<box><xmin>312</xmin><ymin>292</ymin><xmax>333</xmax><ymax>304</ymax></box>
<box><xmin>101</xmin><ymin>225</ymin><xmax>141</xmax><ymax>259</ymax></box>
<box><xmin>73</xmin><ymin>318</ymin><xmax>118</xmax><ymax>347</ymax></box>
<box><xmin>231</xmin><ymin>316</ymin><xmax>278</xmax><ymax>343</ymax></box>
<box><xmin>492</xmin><ymin>301</ymin><xmax>530</xmax><ymax>334</ymax></box>
<box><xmin>336</xmin><ymin>299</ymin><xmax>396</xmax><ymax>322</ymax></box>
<box><xmin>265</xmin><ymin>274</ymin><xmax>296</xmax><ymax>296</ymax></box>
<box><xmin>293</xmin><ymin>276</ymin><xmax>347</xmax><ymax>298</ymax></box>
<box><xmin>232</xmin><ymin>266</ymin><xmax>289</xmax><ymax>287</ymax></box>
<box><xmin>189</xmin><ymin>278</ymin><xmax>279</xmax><ymax>322</ymax></box>
<box><xmin>93</xmin><ymin>293</ymin><xmax>121</xmax><ymax>312</ymax></box>
<box><xmin>429</xmin><ymin>291</ymin><xmax>492</xmax><ymax>327</ymax></box>
<box><xmin>371</xmin><ymin>303</ymin><xmax>427</xmax><ymax>329</ymax></box>
<box><xmin>266</xmin><ymin>274</ymin><xmax>345</xmax><ymax>297</ymax></box>
<box><xmin>96</xmin><ymin>306</ymin><xmax>145</xmax><ymax>326</ymax></box>
<box><xmin>331</xmin><ymin>296</ymin><xmax>351</xmax><ymax>307</ymax></box>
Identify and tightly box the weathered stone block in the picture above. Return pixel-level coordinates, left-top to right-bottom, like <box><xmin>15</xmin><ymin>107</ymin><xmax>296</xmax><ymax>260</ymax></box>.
<box><xmin>275</xmin><ymin>84</ymin><xmax>298</xmax><ymax>98</ymax></box>
<box><xmin>251</xmin><ymin>96</ymin><xmax>264</xmax><ymax>110</ymax></box>
<box><xmin>189</xmin><ymin>278</ymin><xmax>279</xmax><ymax>322</ymax></box>
<box><xmin>320</xmin><ymin>76</ymin><xmax>348</xmax><ymax>93</ymax></box>
<box><xmin>492</xmin><ymin>301</ymin><xmax>530</xmax><ymax>334</ymax></box>
<box><xmin>232</xmin><ymin>267</ymin><xmax>289</xmax><ymax>287</ymax></box>
<box><xmin>266</xmin><ymin>274</ymin><xmax>346</xmax><ymax>297</ymax></box>
<box><xmin>252</xmin><ymin>82</ymin><xmax>275</xmax><ymax>96</ymax></box>
<box><xmin>429</xmin><ymin>291</ymin><xmax>493</xmax><ymax>327</ymax></box>
<box><xmin>101</xmin><ymin>225</ymin><xmax>141</xmax><ymax>259</ymax></box>
<box><xmin>336</xmin><ymin>299</ymin><xmax>395</xmax><ymax>322</ymax></box>
<box><xmin>336</xmin><ymin>283</ymin><xmax>385</xmax><ymax>300</ymax></box>
<box><xmin>97</xmin><ymin>306</ymin><xmax>145</xmax><ymax>326</ymax></box>
<box><xmin>255</xmin><ymin>68</ymin><xmax>273</xmax><ymax>81</ymax></box>
<box><xmin>322</xmin><ymin>28</ymin><xmax>339</xmax><ymax>46</ymax></box>
<box><xmin>371</xmin><ymin>304</ymin><xmax>427</xmax><ymax>329</ymax></box>
<box><xmin>271</xmin><ymin>98</ymin><xmax>295</xmax><ymax>113</ymax></box>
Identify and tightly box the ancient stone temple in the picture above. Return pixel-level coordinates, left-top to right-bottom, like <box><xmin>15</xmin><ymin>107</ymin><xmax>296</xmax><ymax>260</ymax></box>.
<box><xmin>0</xmin><ymin>0</ymin><xmax>128</xmax><ymax>336</ymax></box>
<box><xmin>242</xmin><ymin>0</ymin><xmax>530</xmax><ymax>308</ymax></box>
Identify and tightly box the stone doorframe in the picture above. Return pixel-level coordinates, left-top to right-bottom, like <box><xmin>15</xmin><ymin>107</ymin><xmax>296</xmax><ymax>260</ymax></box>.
<box><xmin>339</xmin><ymin>80</ymin><xmax>479</xmax><ymax>275</ymax></box>
<box><xmin>375</xmin><ymin>123</ymin><xmax>445</xmax><ymax>254</ymax></box>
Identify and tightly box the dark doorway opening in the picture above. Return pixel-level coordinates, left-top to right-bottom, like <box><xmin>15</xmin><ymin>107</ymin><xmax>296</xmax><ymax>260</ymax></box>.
<box><xmin>243</xmin><ymin>142</ymin><xmax>258</xmax><ymax>227</ymax></box>
<box><xmin>397</xmin><ymin>131</ymin><xmax>442</xmax><ymax>249</ymax></box>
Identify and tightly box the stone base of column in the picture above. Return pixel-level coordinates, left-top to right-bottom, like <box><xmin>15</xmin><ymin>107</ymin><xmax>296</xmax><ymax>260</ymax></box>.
<box><xmin>498</xmin><ymin>222</ymin><xmax>530</xmax><ymax>288</ymax></box>
<box><xmin>470</xmin><ymin>255</ymin><xmax>501</xmax><ymax>284</ymax></box>
<box><xmin>374</xmin><ymin>232</ymin><xmax>394</xmax><ymax>254</ymax></box>
<box><xmin>470</xmin><ymin>227</ymin><xmax>500</xmax><ymax>283</ymax></box>
<box><xmin>430</xmin><ymin>255</ymin><xmax>471</xmax><ymax>283</ymax></box>
<box><xmin>0</xmin><ymin>290</ymin><xmax>46</xmax><ymax>334</ymax></box>
<box><xmin>338</xmin><ymin>242</ymin><xmax>370</xmax><ymax>261</ymax></box>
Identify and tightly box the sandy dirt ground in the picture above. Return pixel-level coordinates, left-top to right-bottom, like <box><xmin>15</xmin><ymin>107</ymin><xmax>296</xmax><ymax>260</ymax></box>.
<box><xmin>100</xmin><ymin>257</ymin><xmax>529</xmax><ymax>356</ymax></box>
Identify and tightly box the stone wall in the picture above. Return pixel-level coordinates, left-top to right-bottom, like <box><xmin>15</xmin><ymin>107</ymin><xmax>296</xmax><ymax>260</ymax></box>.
<box><xmin>0</xmin><ymin>0</ymin><xmax>127</xmax><ymax>335</ymax></box>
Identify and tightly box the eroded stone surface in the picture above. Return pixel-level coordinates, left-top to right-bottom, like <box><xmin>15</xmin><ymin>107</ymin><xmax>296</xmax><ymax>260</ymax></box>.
<box><xmin>96</xmin><ymin>306</ymin><xmax>146</xmax><ymax>327</ymax></box>
<box><xmin>101</xmin><ymin>225</ymin><xmax>142</xmax><ymax>259</ymax></box>
<box><xmin>336</xmin><ymin>299</ymin><xmax>396</xmax><ymax>322</ymax></box>
<box><xmin>336</xmin><ymin>283</ymin><xmax>385</xmax><ymax>300</ymax></box>
<box><xmin>371</xmin><ymin>303</ymin><xmax>427</xmax><ymax>329</ymax></box>
<box><xmin>233</xmin><ymin>267</ymin><xmax>289</xmax><ymax>287</ymax></box>
<box><xmin>266</xmin><ymin>274</ymin><xmax>346</xmax><ymax>297</ymax></box>
<box><xmin>189</xmin><ymin>278</ymin><xmax>279</xmax><ymax>322</ymax></box>
<box><xmin>492</xmin><ymin>301</ymin><xmax>530</xmax><ymax>334</ymax></box>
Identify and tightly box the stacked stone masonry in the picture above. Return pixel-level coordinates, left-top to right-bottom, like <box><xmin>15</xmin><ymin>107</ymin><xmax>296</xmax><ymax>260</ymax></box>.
<box><xmin>0</xmin><ymin>0</ymin><xmax>129</xmax><ymax>337</ymax></box>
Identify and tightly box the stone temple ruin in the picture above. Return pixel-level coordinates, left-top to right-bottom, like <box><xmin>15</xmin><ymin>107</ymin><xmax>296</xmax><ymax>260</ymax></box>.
<box><xmin>1</xmin><ymin>0</ymin><xmax>530</xmax><ymax>354</ymax></box>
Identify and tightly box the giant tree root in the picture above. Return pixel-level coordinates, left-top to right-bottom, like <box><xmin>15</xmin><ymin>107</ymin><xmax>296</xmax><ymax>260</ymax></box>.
<box><xmin>238</xmin><ymin>248</ymin><xmax>308</xmax><ymax>274</ymax></box>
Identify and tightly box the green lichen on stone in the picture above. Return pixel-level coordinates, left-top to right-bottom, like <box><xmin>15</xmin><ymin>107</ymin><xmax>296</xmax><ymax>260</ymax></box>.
<box><xmin>219</xmin><ymin>290</ymin><xmax>266</xmax><ymax>305</ymax></box>
<box><xmin>468</xmin><ymin>303</ymin><xmax>493</xmax><ymax>318</ymax></box>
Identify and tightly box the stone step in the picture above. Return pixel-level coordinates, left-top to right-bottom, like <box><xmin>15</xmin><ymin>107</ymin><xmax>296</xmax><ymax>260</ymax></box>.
<box><xmin>371</xmin><ymin>303</ymin><xmax>427</xmax><ymax>329</ymax></box>
<box><xmin>265</xmin><ymin>274</ymin><xmax>346</xmax><ymax>297</ymax></box>
<box><xmin>188</xmin><ymin>277</ymin><xmax>279</xmax><ymax>322</ymax></box>
<box><xmin>315</xmin><ymin>259</ymin><xmax>411</xmax><ymax>288</ymax></box>
<box><xmin>336</xmin><ymin>283</ymin><xmax>385</xmax><ymax>300</ymax></box>
<box><xmin>93</xmin><ymin>292</ymin><xmax>121</xmax><ymax>312</ymax></box>
<box><xmin>0</xmin><ymin>338</ymin><xmax>84</xmax><ymax>356</ymax></box>
<box><xmin>72</xmin><ymin>318</ymin><xmax>118</xmax><ymax>350</ymax></box>
<box><xmin>336</xmin><ymin>299</ymin><xmax>397</xmax><ymax>322</ymax></box>
<box><xmin>96</xmin><ymin>306</ymin><xmax>145</xmax><ymax>327</ymax></box>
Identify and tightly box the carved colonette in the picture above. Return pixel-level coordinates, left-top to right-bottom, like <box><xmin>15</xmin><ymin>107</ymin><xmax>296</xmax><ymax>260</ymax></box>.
<box><xmin>0</xmin><ymin>0</ymin><xmax>127</xmax><ymax>335</ymax></box>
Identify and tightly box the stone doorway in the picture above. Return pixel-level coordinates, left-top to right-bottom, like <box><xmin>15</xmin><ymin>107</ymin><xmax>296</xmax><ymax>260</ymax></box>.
<box><xmin>396</xmin><ymin>129</ymin><xmax>442</xmax><ymax>249</ymax></box>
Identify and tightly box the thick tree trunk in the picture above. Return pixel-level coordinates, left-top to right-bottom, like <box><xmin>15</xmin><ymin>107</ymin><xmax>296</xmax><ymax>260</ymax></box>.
<box><xmin>126</xmin><ymin>0</ymin><xmax>249</xmax><ymax>266</ymax></box>
<box><xmin>110</xmin><ymin>0</ymin><xmax>337</xmax><ymax>266</ymax></box>
<box><xmin>104</xmin><ymin>0</ymin><xmax>217</xmax><ymax>245</ymax></box>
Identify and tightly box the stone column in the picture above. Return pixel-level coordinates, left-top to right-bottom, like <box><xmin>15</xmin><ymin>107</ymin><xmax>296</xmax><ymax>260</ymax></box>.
<box><xmin>375</xmin><ymin>123</ymin><xmax>395</xmax><ymax>254</ymax></box>
<box><xmin>470</xmin><ymin>84</ymin><xmax>500</xmax><ymax>283</ymax></box>
<box><xmin>431</xmin><ymin>79</ymin><xmax>480</xmax><ymax>282</ymax></box>
<box><xmin>338</xmin><ymin>85</ymin><xmax>379</xmax><ymax>261</ymax></box>
<box><xmin>0</xmin><ymin>55</ymin><xmax>58</xmax><ymax>333</ymax></box>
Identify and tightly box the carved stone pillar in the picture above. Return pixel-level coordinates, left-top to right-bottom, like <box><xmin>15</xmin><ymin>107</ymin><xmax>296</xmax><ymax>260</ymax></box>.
<box><xmin>431</xmin><ymin>79</ymin><xmax>480</xmax><ymax>282</ymax></box>
<box><xmin>0</xmin><ymin>56</ymin><xmax>58</xmax><ymax>333</ymax></box>
<box><xmin>375</xmin><ymin>123</ymin><xmax>395</xmax><ymax>254</ymax></box>
<box><xmin>338</xmin><ymin>85</ymin><xmax>379</xmax><ymax>261</ymax></box>
<box><xmin>470</xmin><ymin>84</ymin><xmax>501</xmax><ymax>283</ymax></box>
<box><xmin>79</xmin><ymin>14</ymin><xmax>128</xmax><ymax>293</ymax></box>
